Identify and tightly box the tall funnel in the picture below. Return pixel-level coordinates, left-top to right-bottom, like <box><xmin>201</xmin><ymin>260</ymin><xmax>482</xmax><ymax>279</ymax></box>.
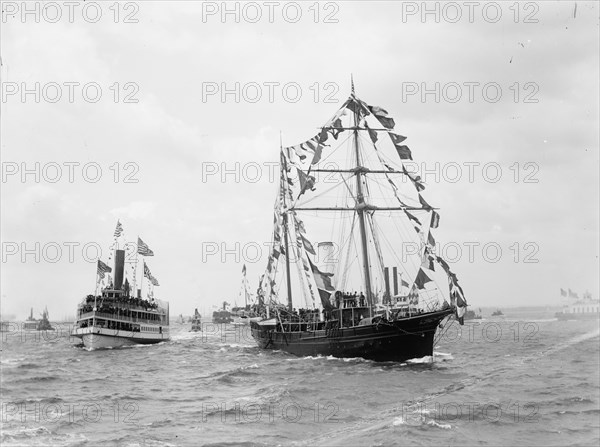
<box><xmin>384</xmin><ymin>267</ymin><xmax>390</xmax><ymax>303</ymax></box>
<box><xmin>114</xmin><ymin>249</ymin><xmax>125</xmax><ymax>290</ymax></box>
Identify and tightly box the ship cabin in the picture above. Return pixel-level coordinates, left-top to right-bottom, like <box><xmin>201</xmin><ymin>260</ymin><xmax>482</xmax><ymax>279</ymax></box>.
<box><xmin>76</xmin><ymin>288</ymin><xmax>168</xmax><ymax>333</ymax></box>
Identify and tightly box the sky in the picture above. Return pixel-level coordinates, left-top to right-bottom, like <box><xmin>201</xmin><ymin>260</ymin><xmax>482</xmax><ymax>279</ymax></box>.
<box><xmin>1</xmin><ymin>1</ymin><xmax>598</xmax><ymax>320</ymax></box>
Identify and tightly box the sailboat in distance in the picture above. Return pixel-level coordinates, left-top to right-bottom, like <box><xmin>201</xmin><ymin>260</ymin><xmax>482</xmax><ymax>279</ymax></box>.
<box><xmin>250</xmin><ymin>81</ymin><xmax>468</xmax><ymax>362</ymax></box>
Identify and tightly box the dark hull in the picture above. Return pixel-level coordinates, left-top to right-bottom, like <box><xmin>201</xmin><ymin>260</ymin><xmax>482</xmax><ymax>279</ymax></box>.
<box><xmin>250</xmin><ymin>309</ymin><xmax>453</xmax><ymax>362</ymax></box>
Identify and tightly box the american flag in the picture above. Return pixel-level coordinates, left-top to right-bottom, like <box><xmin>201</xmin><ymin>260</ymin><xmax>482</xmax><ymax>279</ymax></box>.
<box><xmin>113</xmin><ymin>220</ymin><xmax>123</xmax><ymax>238</ymax></box>
<box><xmin>97</xmin><ymin>260</ymin><xmax>112</xmax><ymax>279</ymax></box>
<box><xmin>144</xmin><ymin>262</ymin><xmax>160</xmax><ymax>286</ymax></box>
<box><xmin>137</xmin><ymin>237</ymin><xmax>154</xmax><ymax>256</ymax></box>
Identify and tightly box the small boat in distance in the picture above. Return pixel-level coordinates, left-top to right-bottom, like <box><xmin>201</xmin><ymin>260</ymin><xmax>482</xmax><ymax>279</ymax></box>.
<box><xmin>71</xmin><ymin>222</ymin><xmax>170</xmax><ymax>349</ymax></box>
<box><xmin>556</xmin><ymin>290</ymin><xmax>599</xmax><ymax>320</ymax></box>
<box><xmin>212</xmin><ymin>301</ymin><xmax>233</xmax><ymax>324</ymax></box>
<box><xmin>464</xmin><ymin>308</ymin><xmax>483</xmax><ymax>320</ymax></box>
<box><xmin>23</xmin><ymin>307</ymin><xmax>54</xmax><ymax>331</ymax></box>
<box><xmin>491</xmin><ymin>309</ymin><xmax>504</xmax><ymax>317</ymax></box>
<box><xmin>190</xmin><ymin>308</ymin><xmax>202</xmax><ymax>332</ymax></box>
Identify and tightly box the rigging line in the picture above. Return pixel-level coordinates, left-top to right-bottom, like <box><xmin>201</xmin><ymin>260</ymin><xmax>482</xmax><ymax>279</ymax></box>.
<box><xmin>292</xmin><ymin>172</ymin><xmax>356</xmax><ymax>208</ymax></box>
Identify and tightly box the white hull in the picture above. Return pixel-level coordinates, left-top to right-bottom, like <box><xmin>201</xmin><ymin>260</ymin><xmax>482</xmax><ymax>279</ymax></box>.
<box><xmin>232</xmin><ymin>316</ymin><xmax>261</xmax><ymax>326</ymax></box>
<box><xmin>72</xmin><ymin>326</ymin><xmax>169</xmax><ymax>349</ymax></box>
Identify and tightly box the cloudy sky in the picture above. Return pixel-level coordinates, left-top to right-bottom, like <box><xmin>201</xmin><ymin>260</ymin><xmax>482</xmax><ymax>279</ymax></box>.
<box><xmin>1</xmin><ymin>1</ymin><xmax>598</xmax><ymax>319</ymax></box>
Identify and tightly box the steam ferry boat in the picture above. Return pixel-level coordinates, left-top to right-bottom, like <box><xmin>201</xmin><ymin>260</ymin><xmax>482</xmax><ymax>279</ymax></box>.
<box><xmin>71</xmin><ymin>222</ymin><xmax>169</xmax><ymax>349</ymax></box>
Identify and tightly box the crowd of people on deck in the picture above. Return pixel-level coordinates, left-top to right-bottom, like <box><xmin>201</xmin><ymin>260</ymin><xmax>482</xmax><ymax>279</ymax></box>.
<box><xmin>334</xmin><ymin>291</ymin><xmax>367</xmax><ymax>309</ymax></box>
<box><xmin>83</xmin><ymin>294</ymin><xmax>158</xmax><ymax>310</ymax></box>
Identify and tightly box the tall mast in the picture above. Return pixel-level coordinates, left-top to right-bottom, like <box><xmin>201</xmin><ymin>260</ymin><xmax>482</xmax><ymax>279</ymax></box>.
<box><xmin>280</xmin><ymin>140</ymin><xmax>293</xmax><ymax>312</ymax></box>
<box><xmin>351</xmin><ymin>84</ymin><xmax>373</xmax><ymax>315</ymax></box>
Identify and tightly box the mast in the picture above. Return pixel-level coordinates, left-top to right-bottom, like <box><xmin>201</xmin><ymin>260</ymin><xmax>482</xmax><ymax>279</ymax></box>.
<box><xmin>351</xmin><ymin>85</ymin><xmax>374</xmax><ymax>316</ymax></box>
<box><xmin>280</xmin><ymin>141</ymin><xmax>293</xmax><ymax>312</ymax></box>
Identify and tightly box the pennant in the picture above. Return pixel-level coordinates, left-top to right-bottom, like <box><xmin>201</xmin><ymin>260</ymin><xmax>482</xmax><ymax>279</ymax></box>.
<box><xmin>328</xmin><ymin>118</ymin><xmax>344</xmax><ymax>139</ymax></box>
<box><xmin>300</xmin><ymin>233</ymin><xmax>316</xmax><ymax>255</ymax></box>
<box><xmin>414</xmin><ymin>268</ymin><xmax>432</xmax><ymax>289</ymax></box>
<box><xmin>137</xmin><ymin>237</ymin><xmax>154</xmax><ymax>256</ymax></box>
<box><xmin>427</xmin><ymin>231</ymin><xmax>436</xmax><ymax>248</ymax></box>
<box><xmin>389</xmin><ymin>133</ymin><xmax>407</xmax><ymax>145</ymax></box>
<box><xmin>404</xmin><ymin>209</ymin><xmax>422</xmax><ymax>226</ymax></box>
<box><xmin>113</xmin><ymin>220</ymin><xmax>123</xmax><ymax>238</ymax></box>
<box><xmin>242</xmin><ymin>264</ymin><xmax>246</xmax><ymax>275</ymax></box>
<box><xmin>402</xmin><ymin>166</ymin><xmax>425</xmax><ymax>192</ymax></box>
<box><xmin>365</xmin><ymin>123</ymin><xmax>378</xmax><ymax>144</ymax></box>
<box><xmin>430</xmin><ymin>210</ymin><xmax>440</xmax><ymax>229</ymax></box>
<box><xmin>395</xmin><ymin>145</ymin><xmax>412</xmax><ymax>160</ymax></box>
<box><xmin>297</xmin><ymin>168</ymin><xmax>316</xmax><ymax>197</ymax></box>
<box><xmin>401</xmin><ymin>279</ymin><xmax>410</xmax><ymax>288</ymax></box>
<box><xmin>368</xmin><ymin>105</ymin><xmax>395</xmax><ymax>129</ymax></box>
<box><xmin>560</xmin><ymin>288</ymin><xmax>567</xmax><ymax>297</ymax></box>
<box><xmin>419</xmin><ymin>194</ymin><xmax>433</xmax><ymax>210</ymax></box>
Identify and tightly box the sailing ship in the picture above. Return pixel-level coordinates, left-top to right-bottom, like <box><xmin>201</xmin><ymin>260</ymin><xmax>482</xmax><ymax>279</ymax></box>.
<box><xmin>491</xmin><ymin>309</ymin><xmax>504</xmax><ymax>317</ymax></box>
<box><xmin>250</xmin><ymin>82</ymin><xmax>468</xmax><ymax>362</ymax></box>
<box><xmin>190</xmin><ymin>308</ymin><xmax>202</xmax><ymax>332</ymax></box>
<box><xmin>23</xmin><ymin>307</ymin><xmax>54</xmax><ymax>331</ymax></box>
<box><xmin>71</xmin><ymin>222</ymin><xmax>169</xmax><ymax>349</ymax></box>
<box><xmin>556</xmin><ymin>290</ymin><xmax>599</xmax><ymax>320</ymax></box>
<box><xmin>232</xmin><ymin>265</ymin><xmax>261</xmax><ymax>325</ymax></box>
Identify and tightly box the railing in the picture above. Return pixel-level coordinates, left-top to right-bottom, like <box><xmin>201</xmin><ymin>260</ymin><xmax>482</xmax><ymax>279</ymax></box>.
<box><xmin>77</xmin><ymin>300</ymin><xmax>165</xmax><ymax>313</ymax></box>
<box><xmin>77</xmin><ymin>311</ymin><xmax>167</xmax><ymax>325</ymax></box>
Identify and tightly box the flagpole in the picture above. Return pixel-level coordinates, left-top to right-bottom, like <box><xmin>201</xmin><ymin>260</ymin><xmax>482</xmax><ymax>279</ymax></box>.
<box><xmin>93</xmin><ymin>265</ymin><xmax>99</xmax><ymax>311</ymax></box>
<box><xmin>133</xmin><ymin>236</ymin><xmax>140</xmax><ymax>297</ymax></box>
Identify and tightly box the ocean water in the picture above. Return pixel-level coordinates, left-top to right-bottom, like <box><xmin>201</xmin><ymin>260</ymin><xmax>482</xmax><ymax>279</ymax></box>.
<box><xmin>1</xmin><ymin>311</ymin><xmax>599</xmax><ymax>446</ymax></box>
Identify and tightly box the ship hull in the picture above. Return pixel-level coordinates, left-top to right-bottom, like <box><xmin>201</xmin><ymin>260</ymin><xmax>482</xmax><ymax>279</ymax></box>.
<box><xmin>555</xmin><ymin>312</ymin><xmax>599</xmax><ymax>320</ymax></box>
<box><xmin>250</xmin><ymin>309</ymin><xmax>453</xmax><ymax>362</ymax></box>
<box><xmin>72</xmin><ymin>327</ymin><xmax>169</xmax><ymax>349</ymax></box>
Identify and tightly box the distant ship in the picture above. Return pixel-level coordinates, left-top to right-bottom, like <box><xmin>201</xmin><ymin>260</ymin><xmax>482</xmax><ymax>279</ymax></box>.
<box><xmin>71</xmin><ymin>222</ymin><xmax>170</xmax><ymax>349</ymax></box>
<box><xmin>491</xmin><ymin>309</ymin><xmax>504</xmax><ymax>317</ymax></box>
<box><xmin>464</xmin><ymin>308</ymin><xmax>483</xmax><ymax>320</ymax></box>
<box><xmin>212</xmin><ymin>302</ymin><xmax>233</xmax><ymax>324</ymax></box>
<box><xmin>556</xmin><ymin>290</ymin><xmax>599</xmax><ymax>320</ymax></box>
<box><xmin>22</xmin><ymin>307</ymin><xmax>54</xmax><ymax>331</ymax></box>
<box><xmin>190</xmin><ymin>308</ymin><xmax>202</xmax><ymax>332</ymax></box>
<box><xmin>249</xmin><ymin>82</ymin><xmax>467</xmax><ymax>362</ymax></box>
<box><xmin>231</xmin><ymin>265</ymin><xmax>261</xmax><ymax>326</ymax></box>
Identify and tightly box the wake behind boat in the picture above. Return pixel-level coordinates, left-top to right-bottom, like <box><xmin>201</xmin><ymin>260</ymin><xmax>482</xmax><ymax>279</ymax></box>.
<box><xmin>250</xmin><ymin>81</ymin><xmax>468</xmax><ymax>362</ymax></box>
<box><xmin>71</xmin><ymin>222</ymin><xmax>169</xmax><ymax>349</ymax></box>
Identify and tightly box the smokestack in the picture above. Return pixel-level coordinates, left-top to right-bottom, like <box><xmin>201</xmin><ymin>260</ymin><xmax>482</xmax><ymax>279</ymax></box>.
<box><xmin>393</xmin><ymin>267</ymin><xmax>398</xmax><ymax>296</ymax></box>
<box><xmin>114</xmin><ymin>249</ymin><xmax>125</xmax><ymax>290</ymax></box>
<box><xmin>137</xmin><ymin>289</ymin><xmax>141</xmax><ymax>299</ymax></box>
<box><xmin>384</xmin><ymin>267</ymin><xmax>390</xmax><ymax>303</ymax></box>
